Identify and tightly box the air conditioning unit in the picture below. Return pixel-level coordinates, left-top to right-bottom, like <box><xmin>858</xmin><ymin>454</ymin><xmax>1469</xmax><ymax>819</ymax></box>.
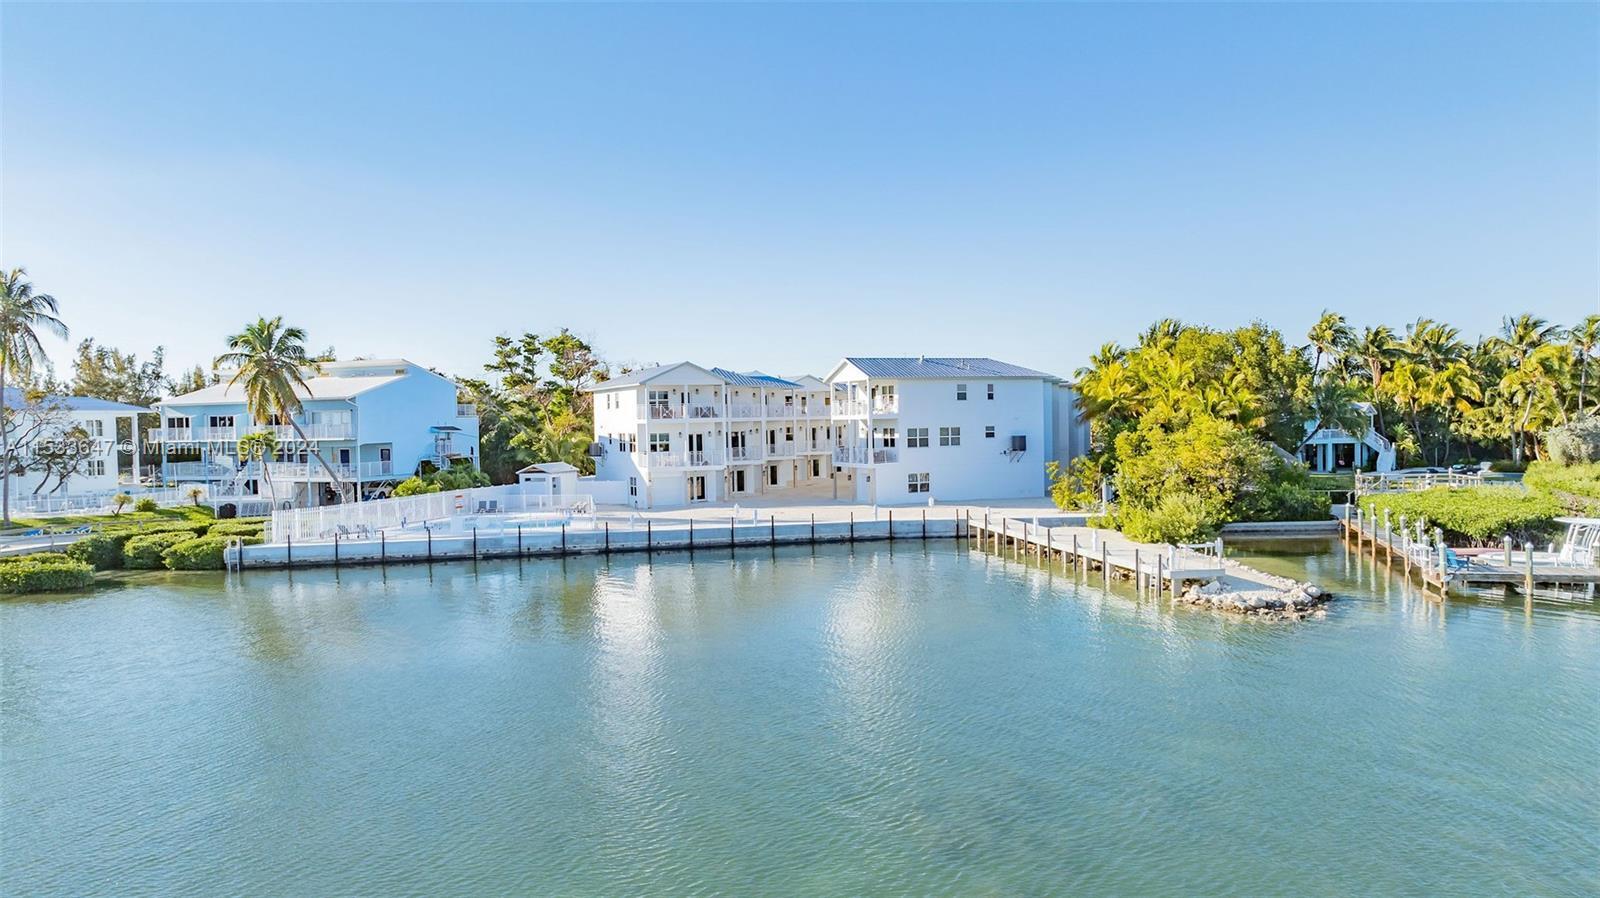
<box><xmin>586</xmin><ymin>441</ymin><xmax>605</xmax><ymax>458</ymax></box>
<box><xmin>1009</xmin><ymin>435</ymin><xmax>1027</xmax><ymax>453</ymax></box>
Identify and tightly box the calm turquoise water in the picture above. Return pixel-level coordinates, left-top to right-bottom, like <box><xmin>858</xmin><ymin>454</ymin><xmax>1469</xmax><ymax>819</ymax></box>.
<box><xmin>3</xmin><ymin>540</ymin><xmax>1596</xmax><ymax>896</ymax></box>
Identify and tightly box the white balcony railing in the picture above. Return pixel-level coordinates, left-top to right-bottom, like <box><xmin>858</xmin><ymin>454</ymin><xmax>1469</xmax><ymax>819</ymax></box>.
<box><xmin>196</xmin><ymin>426</ymin><xmax>238</xmax><ymax>442</ymax></box>
<box><xmin>643</xmin><ymin>404</ymin><xmax>721</xmax><ymax>421</ymax></box>
<box><xmin>359</xmin><ymin>460</ymin><xmax>397</xmax><ymax>479</ymax></box>
<box><xmin>728</xmin><ymin>445</ymin><xmax>762</xmax><ymax>462</ymax></box>
<box><xmin>645</xmin><ymin>450</ymin><xmax>725</xmax><ymax>469</ymax></box>
<box><xmin>765</xmin><ymin>405</ymin><xmax>800</xmax><ymax>418</ymax></box>
<box><xmin>835</xmin><ymin>400</ymin><xmax>867</xmax><ymax>417</ymax></box>
<box><xmin>727</xmin><ymin>404</ymin><xmax>762</xmax><ymax>419</ymax></box>
<box><xmin>767</xmin><ymin>443</ymin><xmax>799</xmax><ymax>458</ymax></box>
<box><xmin>872</xmin><ymin>396</ymin><xmax>900</xmax><ymax>415</ymax></box>
<box><xmin>149</xmin><ymin>427</ymin><xmax>194</xmax><ymax>442</ymax></box>
<box><xmin>833</xmin><ymin>446</ymin><xmax>899</xmax><ymax>465</ymax></box>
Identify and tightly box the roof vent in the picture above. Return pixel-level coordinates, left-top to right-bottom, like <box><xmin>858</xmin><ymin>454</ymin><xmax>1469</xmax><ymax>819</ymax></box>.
<box><xmin>918</xmin><ymin>354</ymin><xmax>925</xmax><ymax>363</ymax></box>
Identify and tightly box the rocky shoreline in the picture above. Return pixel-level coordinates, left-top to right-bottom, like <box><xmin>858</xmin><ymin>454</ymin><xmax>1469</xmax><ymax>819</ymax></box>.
<box><xmin>1176</xmin><ymin>559</ymin><xmax>1331</xmax><ymax>620</ymax></box>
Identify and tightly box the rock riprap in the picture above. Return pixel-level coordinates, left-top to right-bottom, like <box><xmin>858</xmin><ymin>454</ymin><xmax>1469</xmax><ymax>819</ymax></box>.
<box><xmin>1176</xmin><ymin>559</ymin><xmax>1330</xmax><ymax>620</ymax></box>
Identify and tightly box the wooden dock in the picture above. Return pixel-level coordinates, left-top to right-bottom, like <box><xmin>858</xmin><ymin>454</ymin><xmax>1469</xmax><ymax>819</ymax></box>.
<box><xmin>1339</xmin><ymin>505</ymin><xmax>1600</xmax><ymax>596</ymax></box>
<box><xmin>966</xmin><ymin>511</ymin><xmax>1227</xmax><ymax>597</ymax></box>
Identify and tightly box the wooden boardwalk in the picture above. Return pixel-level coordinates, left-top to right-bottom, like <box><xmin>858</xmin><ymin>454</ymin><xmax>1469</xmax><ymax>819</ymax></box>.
<box><xmin>1339</xmin><ymin>506</ymin><xmax>1600</xmax><ymax>596</ymax></box>
<box><xmin>967</xmin><ymin>512</ymin><xmax>1229</xmax><ymax>597</ymax></box>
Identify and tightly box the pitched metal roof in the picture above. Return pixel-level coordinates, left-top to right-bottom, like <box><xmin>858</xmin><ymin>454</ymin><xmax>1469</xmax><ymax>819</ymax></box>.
<box><xmin>711</xmin><ymin>368</ymin><xmax>801</xmax><ymax>389</ymax></box>
<box><xmin>163</xmin><ymin>373</ymin><xmax>405</xmax><ymax>405</ymax></box>
<box><xmin>1</xmin><ymin>388</ymin><xmax>150</xmax><ymax>413</ymax></box>
<box><xmin>838</xmin><ymin>357</ymin><xmax>1058</xmax><ymax>380</ymax></box>
<box><xmin>591</xmin><ymin>361</ymin><xmax>724</xmax><ymax>389</ymax></box>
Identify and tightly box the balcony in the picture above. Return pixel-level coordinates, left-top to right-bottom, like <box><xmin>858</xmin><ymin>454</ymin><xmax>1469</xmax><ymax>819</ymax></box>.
<box><xmin>833</xmin><ymin>446</ymin><xmax>899</xmax><ymax>465</ymax></box>
<box><xmin>261</xmin><ymin>421</ymin><xmax>353</xmax><ymax>441</ymax></box>
<box><xmin>645</xmin><ymin>450</ymin><xmax>725</xmax><ymax>469</ymax></box>
<box><xmin>196</xmin><ymin>426</ymin><xmax>238</xmax><ymax>442</ymax></box>
<box><xmin>149</xmin><ymin>427</ymin><xmax>194</xmax><ymax>442</ymax></box>
<box><xmin>871</xmin><ymin>396</ymin><xmax>900</xmax><ymax>415</ymax></box>
<box><xmin>727</xmin><ymin>445</ymin><xmax>762</xmax><ymax>462</ymax></box>
<box><xmin>643</xmin><ymin>404</ymin><xmax>721</xmax><ymax>421</ymax></box>
<box><xmin>767</xmin><ymin>443</ymin><xmax>800</xmax><ymax>458</ymax></box>
<box><xmin>727</xmin><ymin>403</ymin><xmax>762</xmax><ymax>419</ymax></box>
<box><xmin>835</xmin><ymin>400</ymin><xmax>867</xmax><ymax>417</ymax></box>
<box><xmin>267</xmin><ymin>461</ymin><xmax>359</xmax><ymax>481</ymax></box>
<box><xmin>765</xmin><ymin>405</ymin><xmax>800</xmax><ymax>419</ymax></box>
<box><xmin>359</xmin><ymin>460</ymin><xmax>397</xmax><ymax>479</ymax></box>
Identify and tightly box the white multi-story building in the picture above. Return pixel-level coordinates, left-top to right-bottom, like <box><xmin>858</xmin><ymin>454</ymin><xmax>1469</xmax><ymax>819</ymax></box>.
<box><xmin>1300</xmin><ymin>402</ymin><xmax>1396</xmax><ymax>473</ymax></box>
<box><xmin>2</xmin><ymin>388</ymin><xmax>150</xmax><ymax>512</ymax></box>
<box><xmin>589</xmin><ymin>363</ymin><xmax>842</xmax><ymax>508</ymax></box>
<box><xmin>154</xmin><ymin>359</ymin><xmax>479</xmax><ymax>511</ymax></box>
<box><xmin>587</xmin><ymin>356</ymin><xmax>1090</xmax><ymax>508</ymax></box>
<box><xmin>827</xmin><ymin>357</ymin><xmax>1087</xmax><ymax>505</ymax></box>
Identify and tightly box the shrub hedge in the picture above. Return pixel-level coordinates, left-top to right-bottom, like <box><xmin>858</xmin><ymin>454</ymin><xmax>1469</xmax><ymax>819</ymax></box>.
<box><xmin>162</xmin><ymin>534</ymin><xmax>263</xmax><ymax>571</ymax></box>
<box><xmin>205</xmin><ymin>519</ymin><xmax>267</xmax><ymax>537</ymax></box>
<box><xmin>1362</xmin><ymin>487</ymin><xmax>1561</xmax><ymax>545</ymax></box>
<box><xmin>123</xmin><ymin>532</ymin><xmax>202</xmax><ymax>569</ymax></box>
<box><xmin>67</xmin><ymin>521</ymin><xmax>214</xmax><ymax>570</ymax></box>
<box><xmin>0</xmin><ymin>558</ymin><xmax>95</xmax><ymax>594</ymax></box>
<box><xmin>1522</xmin><ymin>461</ymin><xmax>1600</xmax><ymax>514</ymax></box>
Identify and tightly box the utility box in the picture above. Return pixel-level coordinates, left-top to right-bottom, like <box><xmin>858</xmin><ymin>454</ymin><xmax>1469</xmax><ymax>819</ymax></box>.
<box><xmin>1010</xmin><ymin>435</ymin><xmax>1027</xmax><ymax>453</ymax></box>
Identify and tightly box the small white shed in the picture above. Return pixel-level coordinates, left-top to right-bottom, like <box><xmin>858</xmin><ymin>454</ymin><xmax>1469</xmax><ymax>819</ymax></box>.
<box><xmin>516</xmin><ymin>462</ymin><xmax>580</xmax><ymax>500</ymax></box>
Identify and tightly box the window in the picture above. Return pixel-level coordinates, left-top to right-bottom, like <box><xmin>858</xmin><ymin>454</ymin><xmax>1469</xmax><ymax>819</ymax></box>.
<box><xmin>986</xmin><ymin>384</ymin><xmax>995</xmax><ymax>400</ymax></box>
<box><xmin>906</xmin><ymin>427</ymin><xmax>929</xmax><ymax>448</ymax></box>
<box><xmin>879</xmin><ymin>427</ymin><xmax>897</xmax><ymax>447</ymax></box>
<box><xmin>628</xmin><ymin>476</ymin><xmax>638</xmax><ymax>497</ymax></box>
<box><xmin>939</xmin><ymin>426</ymin><xmax>961</xmax><ymax>447</ymax></box>
<box><xmin>908</xmin><ymin>473</ymin><xmax>930</xmax><ymax>494</ymax></box>
<box><xmin>85</xmin><ymin>419</ymin><xmax>104</xmax><ymax>437</ymax></box>
<box><xmin>955</xmin><ymin>384</ymin><xmax>967</xmax><ymax>400</ymax></box>
<box><xmin>380</xmin><ymin>447</ymin><xmax>391</xmax><ymax>462</ymax></box>
<box><xmin>649</xmin><ymin>433</ymin><xmax>670</xmax><ymax>453</ymax></box>
<box><xmin>166</xmin><ymin>416</ymin><xmax>190</xmax><ymax>429</ymax></box>
<box><xmin>985</xmin><ymin>426</ymin><xmax>996</xmax><ymax>439</ymax></box>
<box><xmin>88</xmin><ymin>459</ymin><xmax>107</xmax><ymax>476</ymax></box>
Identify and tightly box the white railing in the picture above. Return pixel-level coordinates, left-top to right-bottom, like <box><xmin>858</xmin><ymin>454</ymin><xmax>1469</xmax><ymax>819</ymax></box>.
<box><xmin>728</xmin><ymin>445</ymin><xmax>762</xmax><ymax>462</ymax></box>
<box><xmin>6</xmin><ymin>485</ymin><xmax>208</xmax><ymax>517</ymax></box>
<box><xmin>195</xmin><ymin>426</ymin><xmax>238</xmax><ymax>442</ymax></box>
<box><xmin>359</xmin><ymin>460</ymin><xmax>397</xmax><ymax>479</ymax></box>
<box><xmin>261</xmin><ymin>422</ymin><xmax>353</xmax><ymax>441</ymax></box>
<box><xmin>767</xmin><ymin>443</ymin><xmax>800</xmax><ymax>458</ymax></box>
<box><xmin>266</xmin><ymin>461</ymin><xmax>359</xmax><ymax>481</ymax></box>
<box><xmin>727</xmin><ymin>404</ymin><xmax>762</xmax><ymax>418</ymax></box>
<box><xmin>149</xmin><ymin>427</ymin><xmax>193</xmax><ymax>442</ymax></box>
<box><xmin>646</xmin><ymin>451</ymin><xmax>724</xmax><ymax>469</ymax></box>
<box><xmin>1356</xmin><ymin>471</ymin><xmax>1486</xmax><ymax>495</ymax></box>
<box><xmin>268</xmin><ymin>484</ymin><xmax>593</xmax><ymax>543</ymax></box>
<box><xmin>168</xmin><ymin>461</ymin><xmax>235</xmax><ymax>481</ymax></box>
<box><xmin>765</xmin><ymin>405</ymin><xmax>800</xmax><ymax>418</ymax></box>
<box><xmin>835</xmin><ymin>400</ymin><xmax>867</xmax><ymax>417</ymax></box>
<box><xmin>833</xmin><ymin>446</ymin><xmax>899</xmax><ymax>465</ymax></box>
<box><xmin>872</xmin><ymin>397</ymin><xmax>900</xmax><ymax>415</ymax></box>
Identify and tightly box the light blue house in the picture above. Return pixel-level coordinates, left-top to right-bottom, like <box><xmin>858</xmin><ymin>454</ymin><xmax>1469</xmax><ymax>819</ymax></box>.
<box><xmin>154</xmin><ymin>359</ymin><xmax>479</xmax><ymax>510</ymax></box>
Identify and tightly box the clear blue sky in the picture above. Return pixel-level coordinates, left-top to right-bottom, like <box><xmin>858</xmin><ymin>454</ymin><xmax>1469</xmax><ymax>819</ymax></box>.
<box><xmin>3</xmin><ymin>2</ymin><xmax>1596</xmax><ymax>383</ymax></box>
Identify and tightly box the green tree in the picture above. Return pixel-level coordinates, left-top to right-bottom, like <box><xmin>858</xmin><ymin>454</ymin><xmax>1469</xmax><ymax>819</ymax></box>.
<box><xmin>1568</xmin><ymin>314</ymin><xmax>1600</xmax><ymax>414</ymax></box>
<box><xmin>213</xmin><ymin>317</ymin><xmax>348</xmax><ymax>501</ymax></box>
<box><xmin>1307</xmin><ymin>310</ymin><xmax>1353</xmax><ymax>373</ymax></box>
<box><xmin>0</xmin><ymin>268</ymin><xmax>69</xmax><ymax>525</ymax></box>
<box><xmin>236</xmin><ymin>430</ymin><xmax>280</xmax><ymax>505</ymax></box>
<box><xmin>68</xmin><ymin>339</ymin><xmax>169</xmax><ymax>406</ymax></box>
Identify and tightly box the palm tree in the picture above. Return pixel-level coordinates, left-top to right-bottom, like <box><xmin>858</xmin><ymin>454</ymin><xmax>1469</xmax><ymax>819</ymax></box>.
<box><xmin>214</xmin><ymin>317</ymin><xmax>347</xmax><ymax>503</ymax></box>
<box><xmin>1569</xmin><ymin>314</ymin><xmax>1600</xmax><ymax>414</ymax></box>
<box><xmin>1422</xmin><ymin>361</ymin><xmax>1482</xmax><ymax>464</ymax></box>
<box><xmin>1307</xmin><ymin>310</ymin><xmax>1352</xmax><ymax>373</ymax></box>
<box><xmin>1297</xmin><ymin>374</ymin><xmax>1368</xmax><ymax>453</ymax></box>
<box><xmin>1348</xmin><ymin>325</ymin><xmax>1397</xmax><ymax>430</ymax></box>
<box><xmin>1493</xmin><ymin>314</ymin><xmax>1562</xmax><ymax>370</ymax></box>
<box><xmin>0</xmin><ymin>269</ymin><xmax>69</xmax><ymax>525</ymax></box>
<box><xmin>236</xmin><ymin>430</ymin><xmax>280</xmax><ymax>505</ymax></box>
<box><xmin>1499</xmin><ymin>343</ymin><xmax>1569</xmax><ymax>462</ymax></box>
<box><xmin>1136</xmin><ymin>319</ymin><xmax>1185</xmax><ymax>353</ymax></box>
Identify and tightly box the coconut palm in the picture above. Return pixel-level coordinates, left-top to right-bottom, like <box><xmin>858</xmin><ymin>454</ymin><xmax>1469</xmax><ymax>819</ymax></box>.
<box><xmin>236</xmin><ymin>430</ymin><xmax>280</xmax><ymax>505</ymax></box>
<box><xmin>1136</xmin><ymin>319</ymin><xmax>1185</xmax><ymax>353</ymax></box>
<box><xmin>1569</xmin><ymin>314</ymin><xmax>1600</xmax><ymax>413</ymax></box>
<box><xmin>1347</xmin><ymin>325</ymin><xmax>1397</xmax><ymax>429</ymax></box>
<box><xmin>214</xmin><ymin>317</ymin><xmax>347</xmax><ymax>503</ymax></box>
<box><xmin>1297</xmin><ymin>374</ymin><xmax>1368</xmax><ymax>453</ymax></box>
<box><xmin>1492</xmin><ymin>314</ymin><xmax>1562</xmax><ymax>370</ymax></box>
<box><xmin>1307</xmin><ymin>311</ymin><xmax>1353</xmax><ymax>373</ymax></box>
<box><xmin>1499</xmin><ymin>343</ymin><xmax>1569</xmax><ymax>462</ymax></box>
<box><xmin>1423</xmin><ymin>361</ymin><xmax>1482</xmax><ymax>464</ymax></box>
<box><xmin>0</xmin><ymin>269</ymin><xmax>69</xmax><ymax>525</ymax></box>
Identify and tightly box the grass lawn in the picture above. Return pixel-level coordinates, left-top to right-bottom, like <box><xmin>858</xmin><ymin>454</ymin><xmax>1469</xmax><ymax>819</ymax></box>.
<box><xmin>1307</xmin><ymin>472</ymin><xmax>1355</xmax><ymax>490</ymax></box>
<box><xmin>0</xmin><ymin>505</ymin><xmax>215</xmax><ymax>533</ymax></box>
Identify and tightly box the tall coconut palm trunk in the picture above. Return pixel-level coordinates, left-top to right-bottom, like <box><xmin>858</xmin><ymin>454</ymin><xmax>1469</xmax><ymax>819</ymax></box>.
<box><xmin>287</xmin><ymin>418</ymin><xmax>349</xmax><ymax>504</ymax></box>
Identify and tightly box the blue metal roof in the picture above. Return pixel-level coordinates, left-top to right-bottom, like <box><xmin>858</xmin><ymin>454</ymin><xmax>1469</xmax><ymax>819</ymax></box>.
<box><xmin>710</xmin><ymin>368</ymin><xmax>802</xmax><ymax>389</ymax></box>
<box><xmin>841</xmin><ymin>357</ymin><xmax>1058</xmax><ymax>380</ymax></box>
<box><xmin>1</xmin><ymin>388</ymin><xmax>149</xmax><ymax>413</ymax></box>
